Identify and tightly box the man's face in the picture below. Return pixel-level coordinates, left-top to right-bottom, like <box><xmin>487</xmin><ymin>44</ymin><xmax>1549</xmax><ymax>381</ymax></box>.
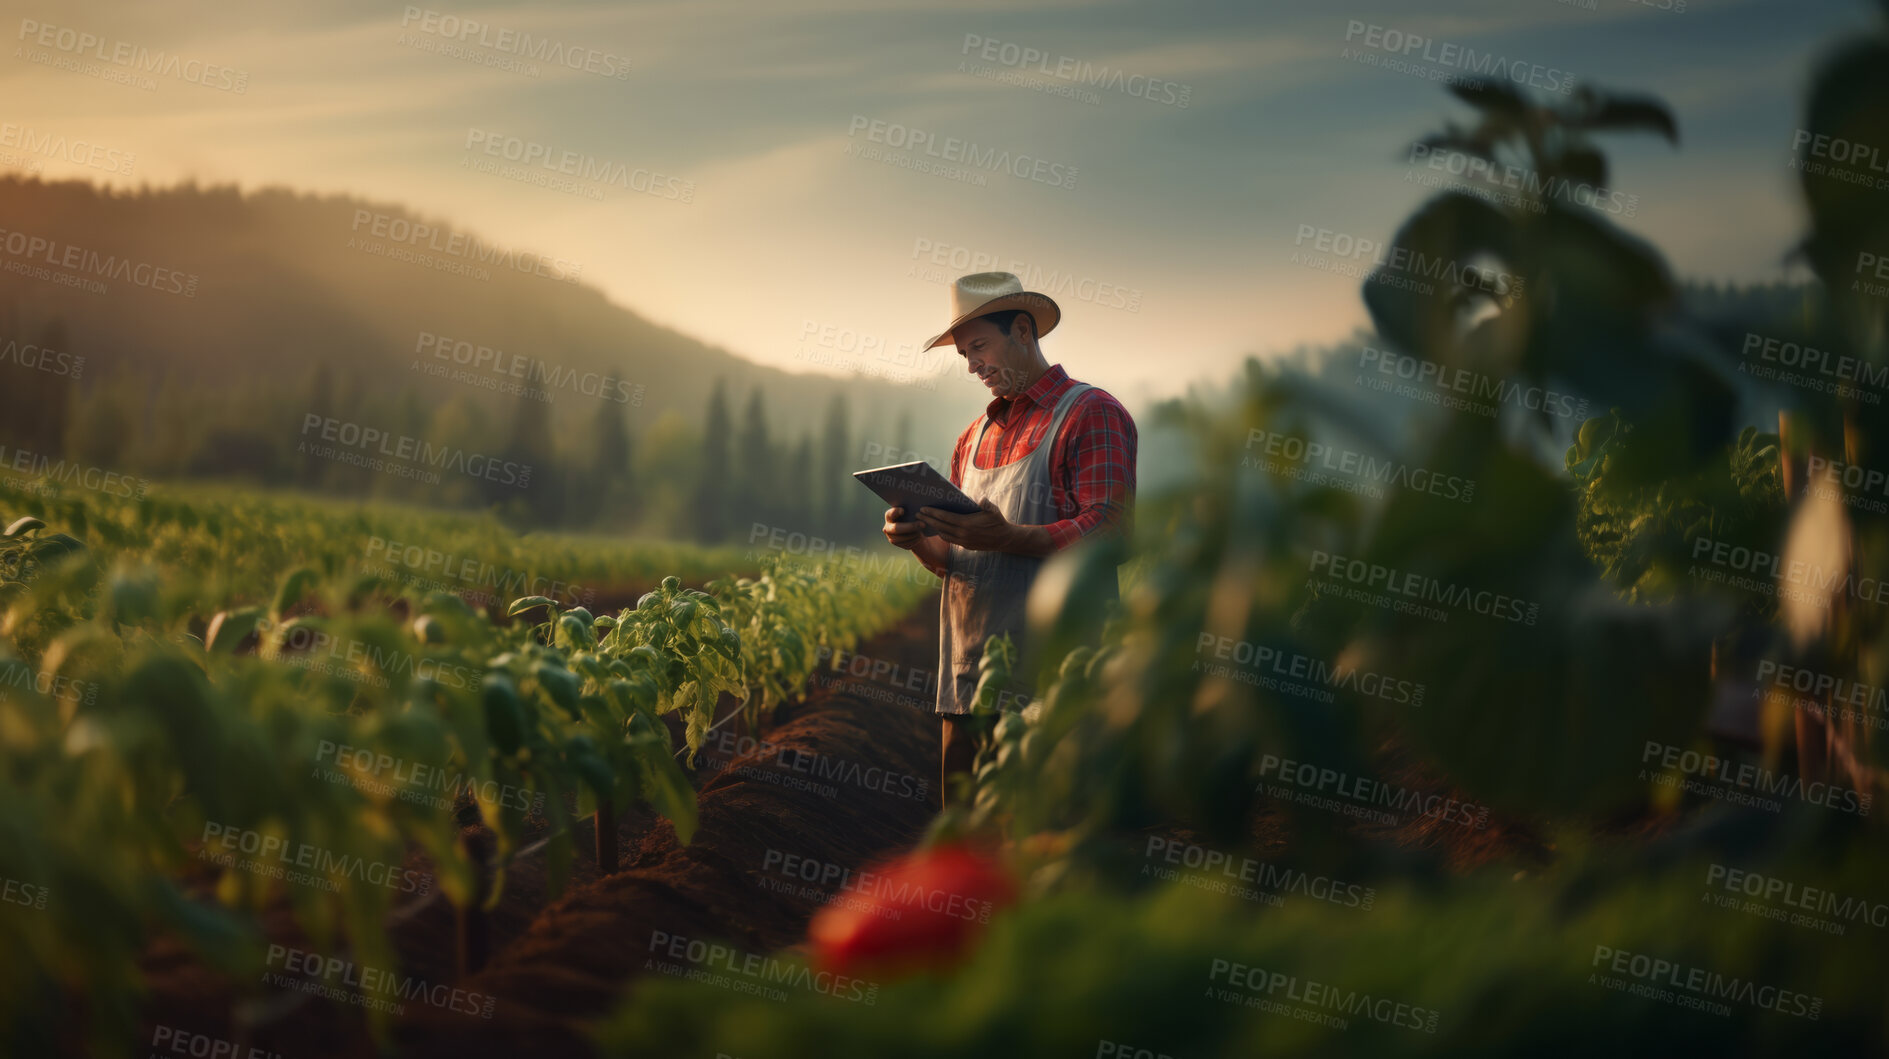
<box><xmin>952</xmin><ymin>317</ymin><xmax>1031</xmax><ymax>398</ymax></box>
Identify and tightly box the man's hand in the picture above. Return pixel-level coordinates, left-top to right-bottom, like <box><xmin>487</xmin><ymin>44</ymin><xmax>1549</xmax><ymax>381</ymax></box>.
<box><xmin>886</xmin><ymin>506</ymin><xmax>952</xmax><ymax>574</ymax></box>
<box><xmin>883</xmin><ymin>506</ymin><xmax>923</xmax><ymax>549</ymax></box>
<box><xmin>917</xmin><ymin>499</ymin><xmax>1053</xmax><ymax>556</ymax></box>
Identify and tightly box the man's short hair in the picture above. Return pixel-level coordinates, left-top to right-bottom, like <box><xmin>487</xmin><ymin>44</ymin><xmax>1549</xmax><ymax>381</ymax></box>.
<box><xmin>976</xmin><ymin>309</ymin><xmax>1036</xmax><ymax>339</ymax></box>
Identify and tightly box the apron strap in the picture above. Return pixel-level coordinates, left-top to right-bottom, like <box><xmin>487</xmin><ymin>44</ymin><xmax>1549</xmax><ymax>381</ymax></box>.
<box><xmin>969</xmin><ymin>379</ymin><xmax>1093</xmax><ymax>472</ymax></box>
<box><xmin>1030</xmin><ymin>382</ymin><xmax>1093</xmax><ymax>473</ymax></box>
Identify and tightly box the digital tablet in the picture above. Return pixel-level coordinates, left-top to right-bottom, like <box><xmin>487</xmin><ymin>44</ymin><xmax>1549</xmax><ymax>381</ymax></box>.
<box><xmin>854</xmin><ymin>461</ymin><xmax>980</xmax><ymax>536</ymax></box>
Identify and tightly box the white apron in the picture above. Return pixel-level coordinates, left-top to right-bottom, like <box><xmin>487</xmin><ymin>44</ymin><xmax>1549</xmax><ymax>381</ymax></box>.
<box><xmin>935</xmin><ymin>382</ymin><xmax>1100</xmax><ymax>715</ymax></box>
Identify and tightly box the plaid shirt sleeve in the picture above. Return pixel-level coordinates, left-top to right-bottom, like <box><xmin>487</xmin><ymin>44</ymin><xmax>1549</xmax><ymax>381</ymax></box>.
<box><xmin>1044</xmin><ymin>391</ymin><xmax>1137</xmax><ymax>551</ymax></box>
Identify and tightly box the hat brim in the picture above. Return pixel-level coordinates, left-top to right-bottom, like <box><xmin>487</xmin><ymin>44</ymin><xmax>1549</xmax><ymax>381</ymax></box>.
<box><xmin>922</xmin><ymin>291</ymin><xmax>1061</xmax><ymax>350</ymax></box>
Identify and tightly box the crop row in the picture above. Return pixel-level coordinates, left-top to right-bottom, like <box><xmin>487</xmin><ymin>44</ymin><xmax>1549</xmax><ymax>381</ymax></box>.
<box><xmin>0</xmin><ymin>501</ymin><xmax>930</xmax><ymax>1058</ymax></box>
<box><xmin>0</xmin><ymin>476</ymin><xmax>750</xmax><ymax>619</ymax></box>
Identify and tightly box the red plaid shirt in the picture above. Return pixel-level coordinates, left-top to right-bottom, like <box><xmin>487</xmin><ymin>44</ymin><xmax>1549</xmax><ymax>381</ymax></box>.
<box><xmin>948</xmin><ymin>364</ymin><xmax>1136</xmax><ymax>551</ymax></box>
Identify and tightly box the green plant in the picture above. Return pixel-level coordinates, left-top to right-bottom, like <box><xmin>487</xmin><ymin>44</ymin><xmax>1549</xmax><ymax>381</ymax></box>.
<box><xmin>1566</xmin><ymin>412</ymin><xmax>1786</xmax><ymax>607</ymax></box>
<box><xmin>0</xmin><ymin>487</ymin><xmax>930</xmax><ymax>1056</ymax></box>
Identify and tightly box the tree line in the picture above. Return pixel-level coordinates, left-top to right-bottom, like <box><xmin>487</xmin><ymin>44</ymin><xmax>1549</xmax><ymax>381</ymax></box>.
<box><xmin>0</xmin><ymin>327</ymin><xmax>896</xmax><ymax>545</ymax></box>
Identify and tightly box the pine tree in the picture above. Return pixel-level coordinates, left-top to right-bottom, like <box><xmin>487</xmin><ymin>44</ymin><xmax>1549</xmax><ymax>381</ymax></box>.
<box><xmin>893</xmin><ymin>409</ymin><xmax>914</xmax><ymax>465</ymax></box>
<box><xmin>300</xmin><ymin>364</ymin><xmax>334</xmax><ymax>489</ymax></box>
<box><xmin>368</xmin><ymin>386</ymin><xmax>433</xmax><ymax>501</ymax></box>
<box><xmin>819</xmin><ymin>393</ymin><xmax>854</xmax><ymax>538</ymax></box>
<box><xmin>501</xmin><ymin>393</ymin><xmax>559</xmax><ymax>521</ymax></box>
<box><xmin>21</xmin><ymin>319</ymin><xmax>69</xmax><ymax>455</ymax></box>
<box><xmin>148</xmin><ymin>373</ymin><xmax>195</xmax><ymax>479</ymax></box>
<box><xmin>785</xmin><ymin>431</ymin><xmax>815</xmax><ymax>533</ymax></box>
<box><xmin>695</xmin><ymin>379</ymin><xmax>731</xmax><ymax>542</ymax></box>
<box><xmin>589</xmin><ymin>396</ymin><xmax>633</xmax><ymax>526</ymax></box>
<box><xmin>0</xmin><ymin>299</ymin><xmax>23</xmax><ymax>451</ymax></box>
<box><xmin>425</xmin><ymin>394</ymin><xmax>487</xmax><ymax>508</ymax></box>
<box><xmin>64</xmin><ymin>367</ymin><xmax>131</xmax><ymax>471</ymax></box>
<box><xmin>736</xmin><ymin>388</ymin><xmax>775</xmax><ymax>532</ymax></box>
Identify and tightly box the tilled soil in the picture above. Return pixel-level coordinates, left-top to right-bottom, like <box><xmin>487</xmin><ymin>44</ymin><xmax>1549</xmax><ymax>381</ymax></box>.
<box><xmin>121</xmin><ymin>592</ymin><xmax>1586</xmax><ymax>1059</ymax></box>
<box><xmin>395</xmin><ymin>667</ymin><xmax>939</xmax><ymax>1057</ymax></box>
<box><xmin>128</xmin><ymin>604</ymin><xmax>946</xmax><ymax>1059</ymax></box>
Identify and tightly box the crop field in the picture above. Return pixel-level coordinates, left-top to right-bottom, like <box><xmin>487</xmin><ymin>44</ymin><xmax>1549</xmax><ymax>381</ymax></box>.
<box><xmin>7</xmin><ymin>5</ymin><xmax>1889</xmax><ymax>1058</ymax></box>
<box><xmin>0</xmin><ymin>474</ymin><xmax>932</xmax><ymax>1055</ymax></box>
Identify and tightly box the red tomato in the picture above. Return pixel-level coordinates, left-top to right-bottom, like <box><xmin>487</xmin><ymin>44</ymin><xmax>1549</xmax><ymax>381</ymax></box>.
<box><xmin>807</xmin><ymin>843</ymin><xmax>1016</xmax><ymax>977</ymax></box>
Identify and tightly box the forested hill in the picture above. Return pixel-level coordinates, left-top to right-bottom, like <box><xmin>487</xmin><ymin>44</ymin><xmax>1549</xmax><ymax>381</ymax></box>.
<box><xmin>0</xmin><ymin>175</ymin><xmax>1000</xmax><ymax>536</ymax></box>
<box><xmin>0</xmin><ymin>175</ymin><xmax>982</xmax><ymax>445</ymax></box>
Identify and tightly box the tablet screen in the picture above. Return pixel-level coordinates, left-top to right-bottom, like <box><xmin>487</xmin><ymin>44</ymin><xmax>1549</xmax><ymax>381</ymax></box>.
<box><xmin>854</xmin><ymin>461</ymin><xmax>980</xmax><ymax>534</ymax></box>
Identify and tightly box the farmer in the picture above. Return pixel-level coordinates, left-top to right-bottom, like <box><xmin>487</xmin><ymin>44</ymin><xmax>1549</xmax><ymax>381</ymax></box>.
<box><xmin>882</xmin><ymin>271</ymin><xmax>1137</xmax><ymax>805</ymax></box>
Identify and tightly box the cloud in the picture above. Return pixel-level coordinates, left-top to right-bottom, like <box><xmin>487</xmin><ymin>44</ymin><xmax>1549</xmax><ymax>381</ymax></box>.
<box><xmin>0</xmin><ymin>0</ymin><xmax>1862</xmax><ymax>397</ymax></box>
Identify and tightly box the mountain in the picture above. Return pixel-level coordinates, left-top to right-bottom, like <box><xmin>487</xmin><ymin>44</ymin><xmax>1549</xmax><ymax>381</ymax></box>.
<box><xmin>0</xmin><ymin>175</ymin><xmax>983</xmax><ymax>449</ymax></box>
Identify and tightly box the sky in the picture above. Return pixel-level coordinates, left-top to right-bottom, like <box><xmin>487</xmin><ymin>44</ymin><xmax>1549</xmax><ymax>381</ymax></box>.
<box><xmin>0</xmin><ymin>0</ymin><xmax>1876</xmax><ymax>406</ymax></box>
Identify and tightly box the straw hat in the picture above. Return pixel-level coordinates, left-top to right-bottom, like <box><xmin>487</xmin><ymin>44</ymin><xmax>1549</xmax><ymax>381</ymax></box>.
<box><xmin>921</xmin><ymin>271</ymin><xmax>1061</xmax><ymax>350</ymax></box>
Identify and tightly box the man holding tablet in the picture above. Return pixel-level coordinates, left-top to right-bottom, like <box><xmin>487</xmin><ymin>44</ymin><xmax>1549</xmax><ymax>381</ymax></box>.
<box><xmin>880</xmin><ymin>271</ymin><xmax>1137</xmax><ymax>806</ymax></box>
